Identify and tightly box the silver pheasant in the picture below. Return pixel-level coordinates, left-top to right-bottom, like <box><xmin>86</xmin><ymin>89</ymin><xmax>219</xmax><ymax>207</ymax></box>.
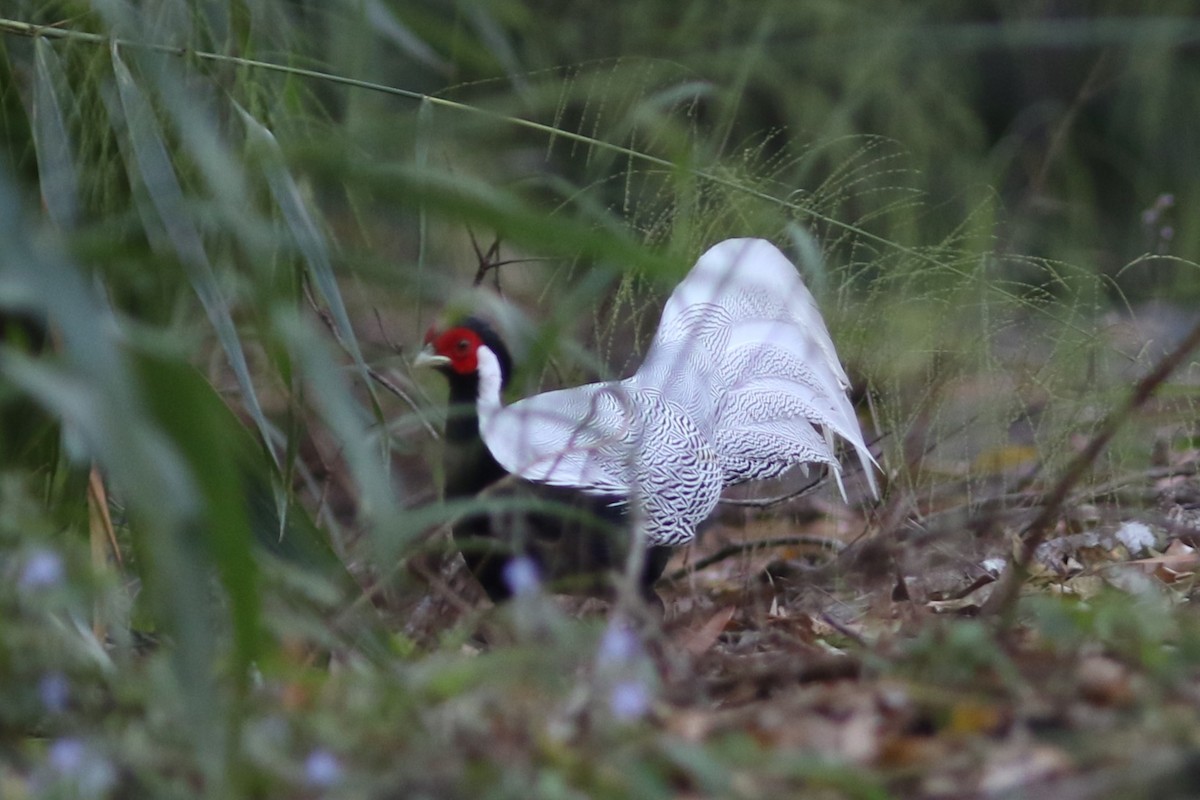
<box><xmin>418</xmin><ymin>238</ymin><xmax>879</xmax><ymax>546</ymax></box>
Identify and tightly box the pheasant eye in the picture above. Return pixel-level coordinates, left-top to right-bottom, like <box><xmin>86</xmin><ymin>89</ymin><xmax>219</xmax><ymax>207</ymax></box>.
<box><xmin>457</xmin><ymin>339</ymin><xmax>471</xmax><ymax>352</ymax></box>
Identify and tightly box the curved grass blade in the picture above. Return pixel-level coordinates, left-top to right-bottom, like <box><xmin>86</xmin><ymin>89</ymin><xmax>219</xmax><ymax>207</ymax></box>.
<box><xmin>4</xmin><ymin>12</ymin><xmax>1098</xmax><ymax>339</ymax></box>
<box><xmin>134</xmin><ymin>352</ymin><xmax>262</xmax><ymax>688</ymax></box>
<box><xmin>463</xmin><ymin>3</ymin><xmax>529</xmax><ymax>95</ymax></box>
<box><xmin>337</xmin><ymin>158</ymin><xmax>678</xmax><ymax>278</ymax></box>
<box><xmin>364</xmin><ymin>0</ymin><xmax>451</xmax><ymax>75</ymax></box>
<box><xmin>274</xmin><ymin>308</ymin><xmax>406</xmax><ymax>564</ymax></box>
<box><xmin>109</xmin><ymin>44</ymin><xmax>279</xmax><ymax>468</ymax></box>
<box><xmin>31</xmin><ymin>37</ymin><xmax>80</xmax><ymax>231</ymax></box>
<box><xmin>236</xmin><ymin>105</ymin><xmax>378</xmax><ymax>405</ymax></box>
<box><xmin>415</xmin><ymin>98</ymin><xmax>432</xmax><ymax>322</ymax></box>
<box><xmin>785</xmin><ymin>222</ymin><xmax>830</xmax><ymax>297</ymax></box>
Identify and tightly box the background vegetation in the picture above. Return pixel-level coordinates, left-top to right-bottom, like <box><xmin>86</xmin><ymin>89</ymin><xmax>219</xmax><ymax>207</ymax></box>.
<box><xmin>2</xmin><ymin>1</ymin><xmax>1200</xmax><ymax>797</ymax></box>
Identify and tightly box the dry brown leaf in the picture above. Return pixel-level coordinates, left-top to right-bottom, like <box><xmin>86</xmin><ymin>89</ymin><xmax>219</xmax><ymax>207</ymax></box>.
<box><xmin>947</xmin><ymin>701</ymin><xmax>1006</xmax><ymax>736</ymax></box>
<box><xmin>976</xmin><ymin>743</ymin><xmax>1073</xmax><ymax>795</ymax></box>
<box><xmin>1102</xmin><ymin>564</ymin><xmax>1167</xmax><ymax>597</ymax></box>
<box><xmin>749</xmin><ymin>690</ymin><xmax>882</xmax><ymax>763</ymax></box>
<box><xmin>971</xmin><ymin>444</ymin><xmax>1039</xmax><ymax>475</ymax></box>
<box><xmin>1059</xmin><ymin>574</ymin><xmax>1106</xmax><ymax>600</ymax></box>
<box><xmin>665</xmin><ymin>709</ymin><xmax>716</xmax><ymax>742</ymax></box>
<box><xmin>926</xmin><ymin>578</ymin><xmax>997</xmax><ymax>614</ymax></box>
<box><xmin>1164</xmin><ymin>538</ymin><xmax>1194</xmax><ymax>557</ymax></box>
<box><xmin>678</xmin><ymin>606</ymin><xmax>736</xmax><ymax>656</ymax></box>
<box><xmin>1076</xmin><ymin>655</ymin><xmax>1134</xmax><ymax>707</ymax></box>
<box><xmin>1122</xmin><ymin>540</ymin><xmax>1200</xmax><ymax>583</ymax></box>
<box><xmin>878</xmin><ymin>734</ymin><xmax>951</xmax><ymax>769</ymax></box>
<box><xmin>1129</xmin><ymin>552</ymin><xmax>1200</xmax><ymax>568</ymax></box>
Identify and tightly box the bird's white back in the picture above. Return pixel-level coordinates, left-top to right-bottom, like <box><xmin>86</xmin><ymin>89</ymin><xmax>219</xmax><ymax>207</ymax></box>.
<box><xmin>476</xmin><ymin>237</ymin><xmax>879</xmax><ymax>545</ymax></box>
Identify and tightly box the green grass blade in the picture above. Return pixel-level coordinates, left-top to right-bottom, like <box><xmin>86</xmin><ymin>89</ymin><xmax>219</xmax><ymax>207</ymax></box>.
<box><xmin>237</xmin><ymin>104</ymin><xmax>380</xmax><ymax>413</ymax></box>
<box><xmin>364</xmin><ymin>0</ymin><xmax>451</xmax><ymax>74</ymax></box>
<box><xmin>0</xmin><ymin>172</ymin><xmax>232</xmax><ymax>792</ymax></box>
<box><xmin>31</xmin><ymin>38</ymin><xmax>79</xmax><ymax>230</ymax></box>
<box><xmin>132</xmin><ymin>352</ymin><xmax>265</xmax><ymax>769</ymax></box>
<box><xmin>109</xmin><ymin>45</ymin><xmax>279</xmax><ymax>467</ymax></box>
<box><xmin>273</xmin><ymin>307</ymin><xmax>405</xmax><ymax>564</ymax></box>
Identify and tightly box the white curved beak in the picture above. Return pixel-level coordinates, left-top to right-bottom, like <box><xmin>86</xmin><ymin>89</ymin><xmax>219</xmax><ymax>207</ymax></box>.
<box><xmin>413</xmin><ymin>343</ymin><xmax>451</xmax><ymax>369</ymax></box>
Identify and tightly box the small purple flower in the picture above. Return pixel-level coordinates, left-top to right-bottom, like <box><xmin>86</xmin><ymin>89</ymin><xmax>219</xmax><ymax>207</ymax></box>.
<box><xmin>609</xmin><ymin>680</ymin><xmax>651</xmax><ymax>722</ymax></box>
<box><xmin>1143</xmin><ymin>194</ymin><xmax>1175</xmax><ymax>227</ymax></box>
<box><xmin>48</xmin><ymin>738</ymin><xmax>86</xmax><ymax>774</ymax></box>
<box><xmin>502</xmin><ymin>556</ymin><xmax>540</xmax><ymax>597</ymax></box>
<box><xmin>44</xmin><ymin>738</ymin><xmax>116</xmax><ymax>797</ymax></box>
<box><xmin>39</xmin><ymin>672</ymin><xmax>70</xmax><ymax>714</ymax></box>
<box><xmin>597</xmin><ymin>621</ymin><xmax>639</xmax><ymax>666</ymax></box>
<box><xmin>20</xmin><ymin>548</ymin><xmax>64</xmax><ymax>592</ymax></box>
<box><xmin>304</xmin><ymin>748</ymin><xmax>342</xmax><ymax>788</ymax></box>
<box><xmin>1160</xmin><ymin>225</ymin><xmax>1175</xmax><ymax>242</ymax></box>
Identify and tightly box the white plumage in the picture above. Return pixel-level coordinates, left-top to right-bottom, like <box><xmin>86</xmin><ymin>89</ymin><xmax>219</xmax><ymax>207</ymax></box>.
<box><xmin>473</xmin><ymin>237</ymin><xmax>879</xmax><ymax>546</ymax></box>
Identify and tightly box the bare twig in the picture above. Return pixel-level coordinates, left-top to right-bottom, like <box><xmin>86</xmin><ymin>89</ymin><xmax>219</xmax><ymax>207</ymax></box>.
<box><xmin>469</xmin><ymin>232</ymin><xmax>503</xmax><ymax>290</ymax></box>
<box><xmin>88</xmin><ymin>466</ymin><xmax>122</xmax><ymax>567</ymax></box>
<box><xmin>466</xmin><ymin>232</ymin><xmax>555</xmax><ymax>291</ymax></box>
<box><xmin>984</xmin><ymin>318</ymin><xmax>1200</xmax><ymax>617</ymax></box>
<box><xmin>719</xmin><ymin>432</ymin><xmax>891</xmax><ymax>509</ymax></box>
<box><xmin>373</xmin><ymin>308</ymin><xmax>403</xmax><ymax>353</ymax></box>
<box><xmin>666</xmin><ymin>535</ymin><xmax>845</xmax><ymax>583</ymax></box>
<box><xmin>406</xmin><ymin>557</ymin><xmax>480</xmax><ymax>617</ymax></box>
<box><xmin>718</xmin><ymin>475</ymin><xmax>824</xmax><ymax>509</ymax></box>
<box><xmin>819</xmin><ymin>612</ymin><xmax>868</xmax><ymax>647</ymax></box>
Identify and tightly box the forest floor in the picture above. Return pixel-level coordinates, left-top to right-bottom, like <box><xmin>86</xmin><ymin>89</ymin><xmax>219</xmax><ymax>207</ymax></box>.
<box><xmin>389</xmin><ymin>438</ymin><xmax>1200</xmax><ymax>799</ymax></box>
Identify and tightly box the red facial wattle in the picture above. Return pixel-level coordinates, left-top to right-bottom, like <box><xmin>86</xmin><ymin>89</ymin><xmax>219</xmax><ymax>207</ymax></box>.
<box><xmin>428</xmin><ymin>326</ymin><xmax>483</xmax><ymax>375</ymax></box>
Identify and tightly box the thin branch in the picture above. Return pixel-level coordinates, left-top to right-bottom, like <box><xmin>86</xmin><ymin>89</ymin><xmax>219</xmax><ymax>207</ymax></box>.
<box><xmin>406</xmin><ymin>557</ymin><xmax>480</xmax><ymax>617</ymax></box>
<box><xmin>718</xmin><ymin>475</ymin><xmax>824</xmax><ymax>509</ymax></box>
<box><xmin>372</xmin><ymin>308</ymin><xmax>403</xmax><ymax>353</ymax></box>
<box><xmin>666</xmin><ymin>535</ymin><xmax>845</xmax><ymax>583</ymax></box>
<box><xmin>469</xmin><ymin>233</ymin><xmax>503</xmax><ymax>290</ymax></box>
<box><xmin>719</xmin><ymin>432</ymin><xmax>890</xmax><ymax>509</ymax></box>
<box><xmin>466</xmin><ymin>232</ymin><xmax>555</xmax><ymax>291</ymax></box>
<box><xmin>819</xmin><ymin>612</ymin><xmax>869</xmax><ymax>648</ymax></box>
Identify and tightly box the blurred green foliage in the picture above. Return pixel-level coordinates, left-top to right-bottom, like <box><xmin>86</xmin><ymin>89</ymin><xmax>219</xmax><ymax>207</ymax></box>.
<box><xmin>0</xmin><ymin>0</ymin><xmax>1198</xmax><ymax>797</ymax></box>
